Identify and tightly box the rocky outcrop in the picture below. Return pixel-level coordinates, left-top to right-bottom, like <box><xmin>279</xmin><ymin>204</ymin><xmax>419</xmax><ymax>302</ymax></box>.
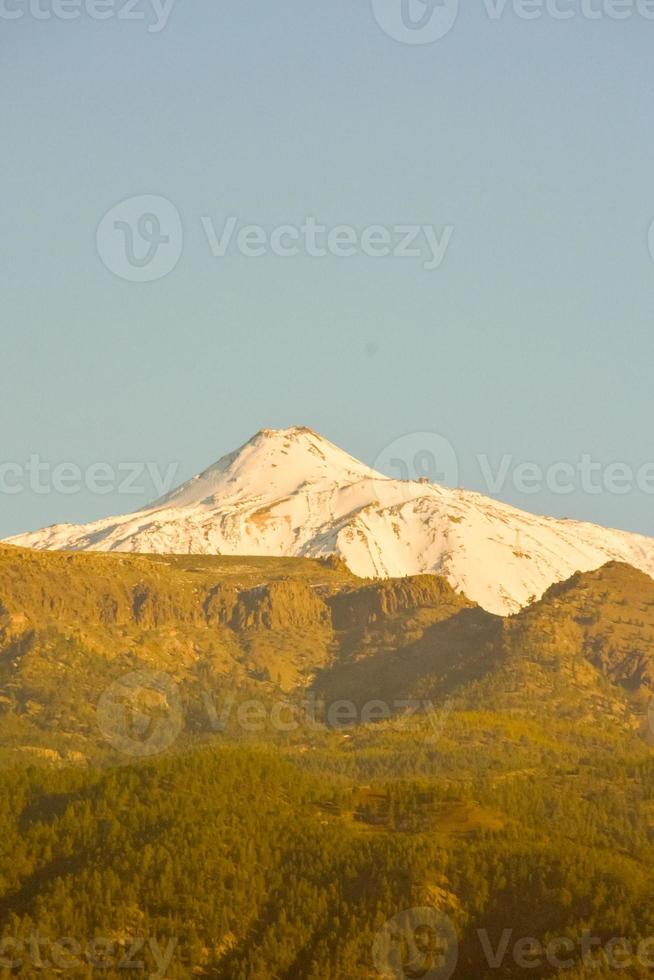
<box><xmin>503</xmin><ymin>562</ymin><xmax>654</xmax><ymax>690</ymax></box>
<box><xmin>232</xmin><ymin>581</ymin><xmax>330</xmax><ymax>631</ymax></box>
<box><xmin>329</xmin><ymin>575</ymin><xmax>466</xmax><ymax>630</ymax></box>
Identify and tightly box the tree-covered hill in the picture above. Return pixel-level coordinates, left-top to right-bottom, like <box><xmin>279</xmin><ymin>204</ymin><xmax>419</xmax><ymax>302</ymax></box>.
<box><xmin>2</xmin><ymin>741</ymin><xmax>654</xmax><ymax>978</ymax></box>
<box><xmin>2</xmin><ymin>547</ymin><xmax>654</xmax><ymax>977</ymax></box>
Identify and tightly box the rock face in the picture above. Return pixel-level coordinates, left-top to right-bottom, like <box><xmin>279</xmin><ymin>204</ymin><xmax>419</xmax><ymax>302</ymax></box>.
<box><xmin>7</xmin><ymin>427</ymin><xmax>654</xmax><ymax>614</ymax></box>
<box><xmin>0</xmin><ymin>547</ymin><xmax>460</xmax><ymax>636</ymax></box>
<box><xmin>329</xmin><ymin>576</ymin><xmax>466</xmax><ymax>630</ymax></box>
<box><xmin>1</xmin><ymin>547</ymin><xmax>654</xmax><ymax>754</ymax></box>
<box><xmin>231</xmin><ymin>581</ymin><xmax>331</xmax><ymax>631</ymax></box>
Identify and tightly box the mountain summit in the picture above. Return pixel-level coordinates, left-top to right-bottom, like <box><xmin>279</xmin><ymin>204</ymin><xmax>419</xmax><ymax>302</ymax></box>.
<box><xmin>7</xmin><ymin>426</ymin><xmax>654</xmax><ymax>614</ymax></box>
<box><xmin>155</xmin><ymin>426</ymin><xmax>379</xmax><ymax>509</ymax></box>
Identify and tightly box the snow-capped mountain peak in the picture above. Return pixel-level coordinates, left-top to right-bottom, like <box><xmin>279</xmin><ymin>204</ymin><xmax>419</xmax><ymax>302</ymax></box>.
<box><xmin>7</xmin><ymin>427</ymin><xmax>654</xmax><ymax>615</ymax></box>
<box><xmin>155</xmin><ymin>426</ymin><xmax>381</xmax><ymax>510</ymax></box>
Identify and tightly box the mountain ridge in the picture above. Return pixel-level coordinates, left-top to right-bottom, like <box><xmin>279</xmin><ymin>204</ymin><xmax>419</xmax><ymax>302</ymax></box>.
<box><xmin>1</xmin><ymin>547</ymin><xmax>653</xmax><ymax>763</ymax></box>
<box><xmin>6</xmin><ymin>426</ymin><xmax>654</xmax><ymax>615</ymax></box>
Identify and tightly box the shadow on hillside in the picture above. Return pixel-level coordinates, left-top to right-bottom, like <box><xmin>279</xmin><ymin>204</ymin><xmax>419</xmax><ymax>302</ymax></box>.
<box><xmin>311</xmin><ymin>606</ymin><xmax>504</xmax><ymax>713</ymax></box>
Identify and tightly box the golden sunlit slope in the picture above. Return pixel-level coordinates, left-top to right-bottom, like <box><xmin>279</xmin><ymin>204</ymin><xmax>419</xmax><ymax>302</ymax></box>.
<box><xmin>1</xmin><ymin>546</ymin><xmax>654</xmax><ymax>761</ymax></box>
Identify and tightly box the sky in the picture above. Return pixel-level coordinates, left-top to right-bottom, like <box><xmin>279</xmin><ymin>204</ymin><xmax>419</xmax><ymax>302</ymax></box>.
<box><xmin>2</xmin><ymin>0</ymin><xmax>654</xmax><ymax>540</ymax></box>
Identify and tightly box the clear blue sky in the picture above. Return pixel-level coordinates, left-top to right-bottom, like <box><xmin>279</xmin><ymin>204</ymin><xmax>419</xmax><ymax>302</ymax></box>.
<box><xmin>2</xmin><ymin>0</ymin><xmax>654</xmax><ymax>539</ymax></box>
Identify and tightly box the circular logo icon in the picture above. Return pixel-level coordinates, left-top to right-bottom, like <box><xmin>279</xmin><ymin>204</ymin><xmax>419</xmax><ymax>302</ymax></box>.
<box><xmin>373</xmin><ymin>907</ymin><xmax>458</xmax><ymax>979</ymax></box>
<box><xmin>96</xmin><ymin>195</ymin><xmax>183</xmax><ymax>282</ymax></box>
<box><xmin>372</xmin><ymin>431</ymin><xmax>459</xmax><ymax>490</ymax></box>
<box><xmin>371</xmin><ymin>0</ymin><xmax>460</xmax><ymax>44</ymax></box>
<box><xmin>97</xmin><ymin>670</ymin><xmax>183</xmax><ymax>756</ymax></box>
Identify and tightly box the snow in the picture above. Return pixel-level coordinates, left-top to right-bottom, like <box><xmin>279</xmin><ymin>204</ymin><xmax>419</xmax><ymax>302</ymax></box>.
<box><xmin>7</xmin><ymin>425</ymin><xmax>654</xmax><ymax>615</ymax></box>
